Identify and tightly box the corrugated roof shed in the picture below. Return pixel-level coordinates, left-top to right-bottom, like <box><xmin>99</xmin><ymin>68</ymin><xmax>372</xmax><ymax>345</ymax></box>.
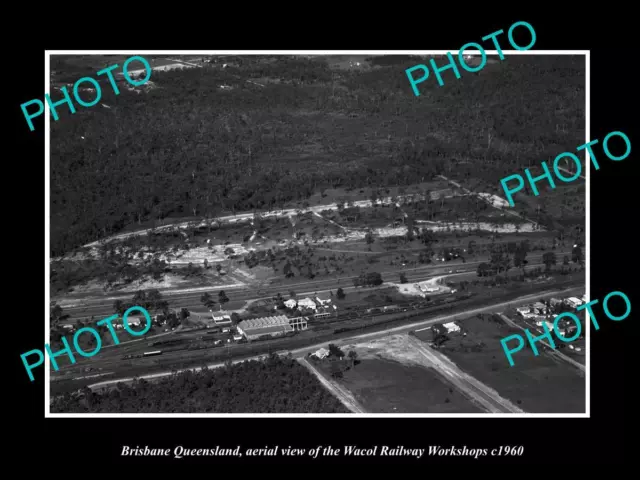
<box><xmin>242</xmin><ymin>324</ymin><xmax>293</xmax><ymax>337</ymax></box>
<box><xmin>238</xmin><ymin>315</ymin><xmax>290</xmax><ymax>330</ymax></box>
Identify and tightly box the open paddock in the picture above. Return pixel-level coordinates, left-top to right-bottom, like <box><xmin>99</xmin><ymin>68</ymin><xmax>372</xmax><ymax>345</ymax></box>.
<box><xmin>316</xmin><ymin>358</ymin><xmax>482</xmax><ymax>413</ymax></box>
<box><xmin>432</xmin><ymin>314</ymin><xmax>585</xmax><ymax>413</ymax></box>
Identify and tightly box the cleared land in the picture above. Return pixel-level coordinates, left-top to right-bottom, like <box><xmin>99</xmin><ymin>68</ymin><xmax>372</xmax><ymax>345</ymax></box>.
<box><xmin>414</xmin><ymin>314</ymin><xmax>586</xmax><ymax>413</ymax></box>
<box><xmin>318</xmin><ymin>356</ymin><xmax>483</xmax><ymax>414</ymax></box>
<box><xmin>325</xmin><ymin>334</ymin><xmax>519</xmax><ymax>413</ymax></box>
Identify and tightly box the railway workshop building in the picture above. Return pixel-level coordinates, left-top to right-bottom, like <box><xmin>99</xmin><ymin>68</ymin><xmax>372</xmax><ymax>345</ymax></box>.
<box><xmin>237</xmin><ymin>315</ymin><xmax>308</xmax><ymax>341</ymax></box>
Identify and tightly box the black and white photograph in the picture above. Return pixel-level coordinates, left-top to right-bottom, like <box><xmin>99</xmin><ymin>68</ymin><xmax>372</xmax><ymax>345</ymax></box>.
<box><xmin>43</xmin><ymin>51</ymin><xmax>590</xmax><ymax>416</ymax></box>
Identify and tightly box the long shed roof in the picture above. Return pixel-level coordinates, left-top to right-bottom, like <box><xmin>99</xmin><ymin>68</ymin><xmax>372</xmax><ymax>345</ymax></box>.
<box><xmin>238</xmin><ymin>315</ymin><xmax>290</xmax><ymax>330</ymax></box>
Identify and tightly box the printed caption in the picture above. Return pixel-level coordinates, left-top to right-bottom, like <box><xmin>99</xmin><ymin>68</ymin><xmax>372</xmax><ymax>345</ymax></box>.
<box><xmin>122</xmin><ymin>445</ymin><xmax>523</xmax><ymax>459</ymax></box>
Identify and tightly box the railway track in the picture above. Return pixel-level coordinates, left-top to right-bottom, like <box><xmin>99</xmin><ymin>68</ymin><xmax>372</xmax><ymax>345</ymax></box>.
<box><xmin>51</xmin><ymin>279</ymin><xmax>583</xmax><ymax>383</ymax></box>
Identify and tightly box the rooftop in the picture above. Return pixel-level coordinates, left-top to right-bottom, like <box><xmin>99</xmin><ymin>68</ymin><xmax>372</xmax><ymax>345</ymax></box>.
<box><xmin>238</xmin><ymin>315</ymin><xmax>291</xmax><ymax>330</ymax></box>
<box><xmin>241</xmin><ymin>324</ymin><xmax>293</xmax><ymax>336</ymax></box>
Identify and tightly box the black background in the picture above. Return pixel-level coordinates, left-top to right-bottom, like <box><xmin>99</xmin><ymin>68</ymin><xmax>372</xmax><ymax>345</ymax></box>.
<box><xmin>10</xmin><ymin>12</ymin><xmax>631</xmax><ymax>466</ymax></box>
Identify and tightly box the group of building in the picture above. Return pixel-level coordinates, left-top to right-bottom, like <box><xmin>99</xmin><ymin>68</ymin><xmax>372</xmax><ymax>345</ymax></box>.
<box><xmin>59</xmin><ymin>309</ymin><xmax>178</xmax><ymax>334</ymax></box>
<box><xmin>232</xmin><ymin>297</ymin><xmax>342</xmax><ymax>342</ymax></box>
<box><xmin>198</xmin><ymin>296</ymin><xmax>340</xmax><ymax>343</ymax></box>
<box><xmin>282</xmin><ymin>296</ymin><xmax>336</xmax><ymax>320</ymax></box>
<box><xmin>514</xmin><ymin>294</ymin><xmax>587</xmax><ymax>339</ymax></box>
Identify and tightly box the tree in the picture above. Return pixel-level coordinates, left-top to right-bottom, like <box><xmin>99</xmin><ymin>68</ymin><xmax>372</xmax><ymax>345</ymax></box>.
<box><xmin>364</xmin><ymin>230</ymin><xmax>374</xmax><ymax>248</ymax></box>
<box><xmin>203</xmin><ymin>258</ymin><xmax>209</xmax><ymax>269</ymax></box>
<box><xmin>200</xmin><ymin>292</ymin><xmax>216</xmax><ymax>309</ymax></box>
<box><xmin>132</xmin><ymin>290</ymin><xmax>148</xmax><ymax>309</ymax></box>
<box><xmin>146</xmin><ymin>289</ymin><xmax>164</xmax><ymax>311</ymax></box>
<box><xmin>167</xmin><ymin>312</ymin><xmax>181</xmax><ymax>329</ymax></box>
<box><xmin>477</xmin><ymin>263</ymin><xmax>492</xmax><ymax>277</ymax></box>
<box><xmin>283</xmin><ymin>262</ymin><xmax>294</xmax><ymax>278</ymax></box>
<box><xmin>542</xmin><ymin>252</ymin><xmax>557</xmax><ymax>271</ymax></box>
<box><xmin>406</xmin><ymin>215</ymin><xmax>414</xmax><ymax>241</ymax></box>
<box><xmin>347</xmin><ymin>350</ymin><xmax>358</xmax><ymax>368</ymax></box>
<box><xmin>51</xmin><ymin>303</ymin><xmax>64</xmax><ymax>327</ymax></box>
<box><xmin>336</xmin><ymin>288</ymin><xmax>346</xmax><ymax>299</ymax></box>
<box><xmin>513</xmin><ymin>247</ymin><xmax>528</xmax><ymax>274</ymax></box>
<box><xmin>218</xmin><ymin>290</ymin><xmax>229</xmax><ymax>309</ymax></box>
<box><xmin>216</xmin><ymin>263</ymin><xmax>222</xmax><ymax>274</ymax></box>
<box><xmin>289</xmin><ymin>290</ymin><xmax>296</xmax><ymax>298</ymax></box>
<box><xmin>489</xmin><ymin>248</ymin><xmax>506</xmax><ymax>273</ymax></box>
<box><xmin>179</xmin><ymin>308</ymin><xmax>190</xmax><ymax>321</ymax></box>
<box><xmin>571</xmin><ymin>244</ymin><xmax>584</xmax><ymax>265</ymax></box>
<box><xmin>113</xmin><ymin>299</ymin><xmax>127</xmax><ymax>315</ymax></box>
<box><xmin>358</xmin><ymin>271</ymin><xmax>383</xmax><ymax>286</ymax></box>
<box><xmin>230</xmin><ymin>312</ymin><xmax>241</xmax><ymax>325</ymax></box>
<box><xmin>328</xmin><ymin>343</ymin><xmax>345</xmax><ymax>359</ymax></box>
<box><xmin>399</xmin><ymin>273</ymin><xmax>408</xmax><ymax>284</ymax></box>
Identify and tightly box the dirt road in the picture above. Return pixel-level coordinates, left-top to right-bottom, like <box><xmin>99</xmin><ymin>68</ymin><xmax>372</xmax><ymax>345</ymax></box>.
<box><xmin>298</xmin><ymin>358</ymin><xmax>365</xmax><ymax>413</ymax></box>
<box><xmin>407</xmin><ymin>336</ymin><xmax>524</xmax><ymax>413</ymax></box>
<box><xmin>437</xmin><ymin>174</ymin><xmax>540</xmax><ymax>228</ymax></box>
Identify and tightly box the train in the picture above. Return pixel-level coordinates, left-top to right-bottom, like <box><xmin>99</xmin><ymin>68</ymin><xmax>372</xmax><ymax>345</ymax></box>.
<box><xmin>121</xmin><ymin>350</ymin><xmax>163</xmax><ymax>360</ymax></box>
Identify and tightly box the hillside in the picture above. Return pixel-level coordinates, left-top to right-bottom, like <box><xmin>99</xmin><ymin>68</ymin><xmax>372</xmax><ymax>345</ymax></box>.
<box><xmin>50</xmin><ymin>54</ymin><xmax>585</xmax><ymax>256</ymax></box>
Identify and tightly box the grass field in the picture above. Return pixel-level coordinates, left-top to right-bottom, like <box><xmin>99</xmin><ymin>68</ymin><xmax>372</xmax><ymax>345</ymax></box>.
<box><xmin>423</xmin><ymin>314</ymin><xmax>586</xmax><ymax>413</ymax></box>
<box><xmin>320</xmin><ymin>358</ymin><xmax>483</xmax><ymax>413</ymax></box>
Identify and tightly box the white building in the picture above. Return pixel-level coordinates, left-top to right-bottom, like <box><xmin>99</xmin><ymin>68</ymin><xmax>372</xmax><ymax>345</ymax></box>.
<box><xmin>212</xmin><ymin>314</ymin><xmax>232</xmax><ymax>326</ymax></box>
<box><xmin>565</xmin><ymin>297</ymin><xmax>583</xmax><ymax>309</ymax></box>
<box><xmin>443</xmin><ymin>322</ymin><xmax>460</xmax><ymax>333</ymax></box>
<box><xmin>516</xmin><ymin>306</ymin><xmax>537</xmax><ymax>318</ymax></box>
<box><xmin>417</xmin><ymin>282</ymin><xmax>439</xmax><ymax>293</ymax></box>
<box><xmin>284</xmin><ymin>299</ymin><xmax>297</xmax><ymax>309</ymax></box>
<box><xmin>297</xmin><ymin>298</ymin><xmax>317</xmax><ymax>311</ymax></box>
<box><xmin>311</xmin><ymin>347</ymin><xmax>330</xmax><ymax>360</ymax></box>
<box><xmin>112</xmin><ymin>316</ymin><xmax>144</xmax><ymax>330</ymax></box>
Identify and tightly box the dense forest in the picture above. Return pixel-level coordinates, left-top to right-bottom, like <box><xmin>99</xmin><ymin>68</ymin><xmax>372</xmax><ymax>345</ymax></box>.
<box><xmin>50</xmin><ymin>354</ymin><xmax>349</xmax><ymax>413</ymax></box>
<box><xmin>50</xmin><ymin>55</ymin><xmax>585</xmax><ymax>256</ymax></box>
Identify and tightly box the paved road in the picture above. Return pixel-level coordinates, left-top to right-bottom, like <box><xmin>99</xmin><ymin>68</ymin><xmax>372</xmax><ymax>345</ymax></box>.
<box><xmin>85</xmin><ymin>285</ymin><xmax>584</xmax><ymax>391</ymax></box>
